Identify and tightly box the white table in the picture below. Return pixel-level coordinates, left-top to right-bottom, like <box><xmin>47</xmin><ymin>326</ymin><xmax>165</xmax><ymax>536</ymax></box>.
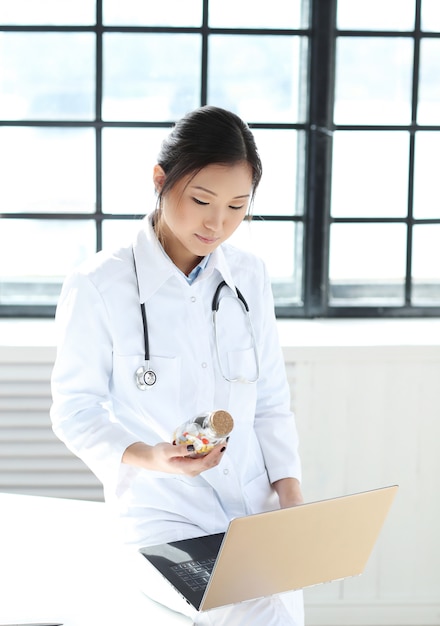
<box><xmin>0</xmin><ymin>492</ymin><xmax>192</xmax><ymax>626</ymax></box>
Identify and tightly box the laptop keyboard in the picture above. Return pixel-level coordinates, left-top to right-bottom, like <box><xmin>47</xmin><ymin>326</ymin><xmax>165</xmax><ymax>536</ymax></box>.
<box><xmin>171</xmin><ymin>557</ymin><xmax>216</xmax><ymax>591</ymax></box>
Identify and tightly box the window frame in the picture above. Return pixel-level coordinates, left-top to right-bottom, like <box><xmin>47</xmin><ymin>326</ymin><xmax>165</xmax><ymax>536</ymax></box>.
<box><xmin>307</xmin><ymin>0</ymin><xmax>440</xmax><ymax>319</ymax></box>
<box><xmin>1</xmin><ymin>0</ymin><xmax>440</xmax><ymax>319</ymax></box>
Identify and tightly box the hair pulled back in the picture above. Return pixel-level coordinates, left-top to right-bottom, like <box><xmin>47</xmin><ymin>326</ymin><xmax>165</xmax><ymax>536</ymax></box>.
<box><xmin>156</xmin><ymin>106</ymin><xmax>262</xmax><ymax>202</ymax></box>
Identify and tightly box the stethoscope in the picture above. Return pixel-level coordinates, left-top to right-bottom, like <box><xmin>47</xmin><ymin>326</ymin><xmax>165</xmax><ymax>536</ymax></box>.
<box><xmin>133</xmin><ymin>253</ymin><xmax>260</xmax><ymax>390</ymax></box>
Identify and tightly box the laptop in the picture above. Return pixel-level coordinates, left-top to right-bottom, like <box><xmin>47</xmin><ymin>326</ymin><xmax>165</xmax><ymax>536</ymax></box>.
<box><xmin>139</xmin><ymin>485</ymin><xmax>398</xmax><ymax>612</ymax></box>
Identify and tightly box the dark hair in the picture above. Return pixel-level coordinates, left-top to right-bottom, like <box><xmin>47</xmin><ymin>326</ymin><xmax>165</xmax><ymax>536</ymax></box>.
<box><xmin>156</xmin><ymin>106</ymin><xmax>262</xmax><ymax>202</ymax></box>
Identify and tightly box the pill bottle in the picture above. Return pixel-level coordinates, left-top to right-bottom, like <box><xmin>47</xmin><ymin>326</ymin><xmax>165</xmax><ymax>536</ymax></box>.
<box><xmin>172</xmin><ymin>410</ymin><xmax>234</xmax><ymax>457</ymax></box>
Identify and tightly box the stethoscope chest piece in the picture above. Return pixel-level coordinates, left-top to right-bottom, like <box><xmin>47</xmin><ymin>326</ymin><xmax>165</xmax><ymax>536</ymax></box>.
<box><xmin>135</xmin><ymin>365</ymin><xmax>157</xmax><ymax>390</ymax></box>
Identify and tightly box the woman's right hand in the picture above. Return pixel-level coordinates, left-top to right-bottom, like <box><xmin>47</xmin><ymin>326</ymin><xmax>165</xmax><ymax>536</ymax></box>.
<box><xmin>122</xmin><ymin>441</ymin><xmax>227</xmax><ymax>477</ymax></box>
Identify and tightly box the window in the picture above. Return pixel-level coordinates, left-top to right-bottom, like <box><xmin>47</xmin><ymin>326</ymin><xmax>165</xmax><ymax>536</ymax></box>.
<box><xmin>326</xmin><ymin>0</ymin><xmax>440</xmax><ymax>316</ymax></box>
<box><xmin>0</xmin><ymin>0</ymin><xmax>439</xmax><ymax>318</ymax></box>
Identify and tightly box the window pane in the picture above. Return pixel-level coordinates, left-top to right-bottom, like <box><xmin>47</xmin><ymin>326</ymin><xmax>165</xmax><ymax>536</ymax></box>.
<box><xmin>229</xmin><ymin>220</ymin><xmax>303</xmax><ymax>306</ymax></box>
<box><xmin>252</xmin><ymin>130</ymin><xmax>305</xmax><ymax>217</ymax></box>
<box><xmin>329</xmin><ymin>223</ymin><xmax>407</xmax><ymax>305</ymax></box>
<box><xmin>0</xmin><ymin>0</ymin><xmax>95</xmax><ymax>25</ymax></box>
<box><xmin>418</xmin><ymin>39</ymin><xmax>440</xmax><ymax>124</ymax></box>
<box><xmin>0</xmin><ymin>33</ymin><xmax>95</xmax><ymax>121</ymax></box>
<box><xmin>208</xmin><ymin>35</ymin><xmax>307</xmax><ymax>123</ymax></box>
<box><xmin>334</xmin><ymin>38</ymin><xmax>413</xmax><ymax>125</ymax></box>
<box><xmin>412</xmin><ymin>225</ymin><xmax>440</xmax><ymax>304</ymax></box>
<box><xmin>103</xmin><ymin>34</ymin><xmax>201</xmax><ymax>121</ymax></box>
<box><xmin>421</xmin><ymin>0</ymin><xmax>440</xmax><ymax>32</ymax></box>
<box><xmin>103</xmin><ymin>0</ymin><xmax>201</xmax><ymax>26</ymax></box>
<box><xmin>413</xmin><ymin>132</ymin><xmax>440</xmax><ymax>219</ymax></box>
<box><xmin>102</xmin><ymin>128</ymin><xmax>168</xmax><ymax>215</ymax></box>
<box><xmin>331</xmin><ymin>131</ymin><xmax>409</xmax><ymax>218</ymax></box>
<box><xmin>0</xmin><ymin>220</ymin><xmax>96</xmax><ymax>306</ymax></box>
<box><xmin>102</xmin><ymin>218</ymin><xmax>145</xmax><ymax>250</ymax></box>
<box><xmin>0</xmin><ymin>127</ymin><xmax>95</xmax><ymax>214</ymax></box>
<box><xmin>337</xmin><ymin>0</ymin><xmax>415</xmax><ymax>30</ymax></box>
<box><xmin>209</xmin><ymin>0</ymin><xmax>308</xmax><ymax>29</ymax></box>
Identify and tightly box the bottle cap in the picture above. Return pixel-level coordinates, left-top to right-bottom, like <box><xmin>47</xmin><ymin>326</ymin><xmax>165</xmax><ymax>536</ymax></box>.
<box><xmin>210</xmin><ymin>410</ymin><xmax>234</xmax><ymax>436</ymax></box>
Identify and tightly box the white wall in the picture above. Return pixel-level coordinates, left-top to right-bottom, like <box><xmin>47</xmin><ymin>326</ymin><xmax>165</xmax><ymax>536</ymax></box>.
<box><xmin>281</xmin><ymin>319</ymin><xmax>440</xmax><ymax>626</ymax></box>
<box><xmin>1</xmin><ymin>318</ymin><xmax>439</xmax><ymax>625</ymax></box>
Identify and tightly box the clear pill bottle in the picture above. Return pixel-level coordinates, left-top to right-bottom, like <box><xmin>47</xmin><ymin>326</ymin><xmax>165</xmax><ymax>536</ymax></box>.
<box><xmin>172</xmin><ymin>410</ymin><xmax>234</xmax><ymax>457</ymax></box>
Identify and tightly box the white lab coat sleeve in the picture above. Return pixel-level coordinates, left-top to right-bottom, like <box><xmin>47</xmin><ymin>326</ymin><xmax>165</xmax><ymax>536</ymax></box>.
<box><xmin>253</xmin><ymin>262</ymin><xmax>302</xmax><ymax>485</ymax></box>
<box><xmin>50</xmin><ymin>271</ymin><xmax>141</xmax><ymax>492</ymax></box>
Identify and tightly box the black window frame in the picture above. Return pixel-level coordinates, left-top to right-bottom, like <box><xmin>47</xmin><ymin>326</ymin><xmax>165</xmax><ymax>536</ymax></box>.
<box><xmin>306</xmin><ymin>0</ymin><xmax>440</xmax><ymax>319</ymax></box>
<box><xmin>1</xmin><ymin>0</ymin><xmax>439</xmax><ymax>319</ymax></box>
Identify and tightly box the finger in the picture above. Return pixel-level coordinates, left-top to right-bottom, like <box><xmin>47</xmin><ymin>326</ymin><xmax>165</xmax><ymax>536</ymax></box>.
<box><xmin>169</xmin><ymin>443</ymin><xmax>196</xmax><ymax>458</ymax></box>
<box><xmin>170</xmin><ymin>442</ymin><xmax>227</xmax><ymax>474</ymax></box>
<box><xmin>212</xmin><ymin>442</ymin><xmax>228</xmax><ymax>455</ymax></box>
<box><xmin>201</xmin><ymin>444</ymin><xmax>227</xmax><ymax>467</ymax></box>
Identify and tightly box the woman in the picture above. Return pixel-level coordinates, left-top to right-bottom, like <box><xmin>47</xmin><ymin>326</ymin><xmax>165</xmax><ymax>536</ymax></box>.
<box><xmin>51</xmin><ymin>105</ymin><xmax>304</xmax><ymax>625</ymax></box>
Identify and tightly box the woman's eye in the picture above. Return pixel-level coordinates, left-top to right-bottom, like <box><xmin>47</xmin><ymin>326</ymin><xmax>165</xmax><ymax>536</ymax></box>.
<box><xmin>193</xmin><ymin>197</ymin><xmax>209</xmax><ymax>206</ymax></box>
<box><xmin>229</xmin><ymin>204</ymin><xmax>244</xmax><ymax>210</ymax></box>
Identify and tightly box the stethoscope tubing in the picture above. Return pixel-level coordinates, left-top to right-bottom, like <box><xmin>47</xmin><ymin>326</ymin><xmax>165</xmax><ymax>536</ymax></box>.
<box><xmin>140</xmin><ymin>301</ymin><xmax>149</xmax><ymax>362</ymax></box>
<box><xmin>212</xmin><ymin>282</ymin><xmax>259</xmax><ymax>384</ymax></box>
<box><xmin>212</xmin><ymin>280</ymin><xmax>249</xmax><ymax>312</ymax></box>
<box><xmin>132</xmin><ymin>250</ymin><xmax>259</xmax><ymax>388</ymax></box>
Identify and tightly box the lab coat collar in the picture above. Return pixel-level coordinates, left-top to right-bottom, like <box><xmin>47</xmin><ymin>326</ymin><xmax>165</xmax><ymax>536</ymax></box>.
<box><xmin>132</xmin><ymin>215</ymin><xmax>237</xmax><ymax>302</ymax></box>
<box><xmin>132</xmin><ymin>216</ymin><xmax>175</xmax><ymax>303</ymax></box>
<box><xmin>207</xmin><ymin>246</ymin><xmax>237</xmax><ymax>295</ymax></box>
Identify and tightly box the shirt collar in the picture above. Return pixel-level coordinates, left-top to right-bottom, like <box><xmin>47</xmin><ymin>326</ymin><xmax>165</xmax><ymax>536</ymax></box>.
<box><xmin>132</xmin><ymin>214</ymin><xmax>237</xmax><ymax>302</ymax></box>
<box><xmin>184</xmin><ymin>254</ymin><xmax>210</xmax><ymax>285</ymax></box>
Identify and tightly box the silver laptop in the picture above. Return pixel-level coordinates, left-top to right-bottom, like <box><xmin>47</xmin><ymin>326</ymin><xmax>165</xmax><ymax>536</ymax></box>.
<box><xmin>139</xmin><ymin>485</ymin><xmax>398</xmax><ymax>612</ymax></box>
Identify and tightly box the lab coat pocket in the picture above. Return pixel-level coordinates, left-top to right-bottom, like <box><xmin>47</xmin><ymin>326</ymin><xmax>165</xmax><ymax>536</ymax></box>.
<box><xmin>224</xmin><ymin>347</ymin><xmax>258</xmax><ymax>422</ymax></box>
<box><xmin>243</xmin><ymin>470</ymin><xmax>279</xmax><ymax>514</ymax></box>
<box><xmin>128</xmin><ymin>473</ymin><xmax>229</xmax><ymax>536</ymax></box>
<box><xmin>165</xmin><ymin>476</ymin><xmax>228</xmax><ymax>533</ymax></box>
<box><xmin>112</xmin><ymin>353</ymin><xmax>182</xmax><ymax>436</ymax></box>
<box><xmin>226</xmin><ymin>346</ymin><xmax>259</xmax><ymax>384</ymax></box>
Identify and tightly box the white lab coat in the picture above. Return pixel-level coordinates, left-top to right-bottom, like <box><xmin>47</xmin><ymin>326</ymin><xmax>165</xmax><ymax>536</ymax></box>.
<box><xmin>50</xmin><ymin>216</ymin><xmax>303</xmax><ymax>625</ymax></box>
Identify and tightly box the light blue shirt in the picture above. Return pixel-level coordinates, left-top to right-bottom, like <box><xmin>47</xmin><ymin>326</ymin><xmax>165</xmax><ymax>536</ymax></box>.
<box><xmin>184</xmin><ymin>255</ymin><xmax>211</xmax><ymax>285</ymax></box>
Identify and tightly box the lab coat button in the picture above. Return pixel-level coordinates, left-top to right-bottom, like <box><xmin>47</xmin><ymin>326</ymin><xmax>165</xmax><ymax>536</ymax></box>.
<box><xmin>201</xmin><ymin>362</ymin><xmax>207</xmax><ymax>368</ymax></box>
<box><xmin>190</xmin><ymin>296</ymin><xmax>196</xmax><ymax>302</ymax></box>
<box><xmin>223</xmin><ymin>468</ymin><xmax>229</xmax><ymax>475</ymax></box>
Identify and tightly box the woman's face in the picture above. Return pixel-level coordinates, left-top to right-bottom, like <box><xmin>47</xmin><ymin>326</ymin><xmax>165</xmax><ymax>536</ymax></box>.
<box><xmin>154</xmin><ymin>162</ymin><xmax>253</xmax><ymax>275</ymax></box>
